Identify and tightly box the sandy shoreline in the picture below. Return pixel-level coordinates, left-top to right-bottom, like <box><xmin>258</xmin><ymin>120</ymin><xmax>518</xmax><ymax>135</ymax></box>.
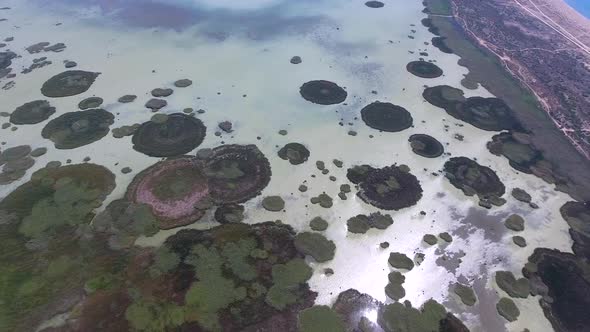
<box><xmin>428</xmin><ymin>0</ymin><xmax>590</xmax><ymax>201</ymax></box>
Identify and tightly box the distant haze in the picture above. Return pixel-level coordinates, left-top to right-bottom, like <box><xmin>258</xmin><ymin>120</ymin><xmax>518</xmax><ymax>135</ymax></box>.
<box><xmin>565</xmin><ymin>0</ymin><xmax>590</xmax><ymax>18</ymax></box>
<box><xmin>170</xmin><ymin>0</ymin><xmax>285</xmax><ymax>10</ymax></box>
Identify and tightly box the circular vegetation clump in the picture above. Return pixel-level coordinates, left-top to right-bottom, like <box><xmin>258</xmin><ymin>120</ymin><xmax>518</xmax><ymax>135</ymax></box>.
<box><xmin>299</xmin><ymin>80</ymin><xmax>347</xmax><ymax>105</ymax></box>
<box><xmin>424</xmin><ymin>86</ymin><xmax>520</xmax><ymax>132</ymax></box>
<box><xmin>294</xmin><ymin>232</ymin><xmax>336</xmax><ymax>263</ymax></box>
<box><xmin>408</xmin><ymin>134</ymin><xmax>444</xmax><ymax>158</ymax></box>
<box><xmin>347</xmin><ymin>212</ymin><xmax>393</xmax><ymax>234</ymax></box>
<box><xmin>160</xmin><ymin>222</ymin><xmax>316</xmax><ymax>330</ymax></box>
<box><xmin>151</xmin><ymin>88</ymin><xmax>173</xmax><ymax>97</ymax></box>
<box><xmin>0</xmin><ymin>164</ymin><xmax>123</xmax><ymax>331</ymax></box>
<box><xmin>496</xmin><ymin>297</ymin><xmax>520</xmax><ymax>322</ymax></box>
<box><xmin>454</xmin><ymin>97</ymin><xmax>520</xmax><ymax>131</ymax></box>
<box><xmin>278</xmin><ymin>143</ymin><xmax>310</xmax><ymax>165</ymax></box>
<box><xmin>388</xmin><ymin>252</ymin><xmax>414</xmax><ymax>270</ymax></box>
<box><xmin>495</xmin><ymin>271</ymin><xmax>529</xmax><ymax>298</ymax></box>
<box><xmin>214</xmin><ymin>204</ymin><xmax>245</xmax><ymax>224</ymax></box>
<box><xmin>346</xmin><ymin>164</ymin><xmax>376</xmax><ymax>184</ymax></box>
<box><xmin>126</xmin><ymin>156</ymin><xmax>210</xmax><ymax>229</ymax></box>
<box><xmin>310</xmin><ymin>193</ymin><xmax>334</xmax><ymax>209</ymax></box>
<box><xmin>421</xmin><ymin>18</ymin><xmax>439</xmax><ymax>35</ymax></box>
<box><xmin>10</xmin><ymin>100</ymin><xmax>55</xmax><ymax>125</ymax></box>
<box><xmin>487</xmin><ymin>132</ymin><xmax>543</xmax><ymax>174</ymax></box>
<box><xmin>361</xmin><ymin>102</ymin><xmax>413</xmax><ymax>132</ymax></box>
<box><xmin>454</xmin><ymin>283</ymin><xmax>477</xmax><ymax>306</ymax></box>
<box><xmin>331</xmin><ymin>289</ymin><xmax>469</xmax><ymax>332</ymax></box>
<box><xmin>42</xmin><ymin>222</ymin><xmax>317</xmax><ymax>332</ymax></box>
<box><xmin>174</xmin><ymin>79</ymin><xmax>192</xmax><ymax>88</ymax></box>
<box><xmin>203</xmin><ymin>144</ymin><xmax>272</xmax><ymax>204</ymax></box>
<box><xmin>432</xmin><ymin>36</ymin><xmax>453</xmax><ymax>53</ymax></box>
<box><xmin>365</xmin><ymin>1</ymin><xmax>384</xmax><ymax>8</ymax></box>
<box><xmin>444</xmin><ymin>157</ymin><xmax>505</xmax><ymax>199</ymax></box>
<box><xmin>423</xmin><ymin>85</ymin><xmax>465</xmax><ymax>109</ymax></box>
<box><xmin>93</xmin><ymin>198</ymin><xmax>160</xmax><ymax>245</ymax></box>
<box><xmin>523</xmin><ymin>248</ymin><xmax>590</xmax><ymax>330</ymax></box>
<box><xmin>354</xmin><ymin>165</ymin><xmax>423</xmax><ymax>210</ymax></box>
<box><xmin>262</xmin><ymin>196</ymin><xmax>285</xmax><ymax>212</ymax></box>
<box><xmin>0</xmin><ymin>145</ymin><xmax>36</xmax><ymax>185</ymax></box>
<box><xmin>290</xmin><ymin>56</ymin><xmax>302</xmax><ymax>64</ymax></box>
<box><xmin>118</xmin><ymin>95</ymin><xmax>137</xmax><ymax>103</ymax></box>
<box><xmin>78</xmin><ymin>96</ymin><xmax>104</xmax><ymax>110</ymax></box>
<box><xmin>40</xmin><ymin>70</ymin><xmax>100</xmax><ymax>97</ymax></box>
<box><xmin>0</xmin><ymin>163</ymin><xmax>116</xmax><ymax>238</ymax></box>
<box><xmin>145</xmin><ymin>98</ymin><xmax>167</xmax><ymax>111</ymax></box>
<box><xmin>41</xmin><ymin>109</ymin><xmax>114</xmax><ymax>149</ymax></box>
<box><xmin>559</xmin><ymin>201</ymin><xmax>590</xmax><ymax>257</ymax></box>
<box><xmin>0</xmin><ymin>145</ymin><xmax>32</xmax><ymax>164</ymax></box>
<box><xmin>504</xmin><ymin>214</ymin><xmax>525</xmax><ymax>232</ymax></box>
<box><xmin>298</xmin><ymin>305</ymin><xmax>345</xmax><ymax>332</ymax></box>
<box><xmin>132</xmin><ymin>113</ymin><xmax>206</xmax><ymax>157</ymax></box>
<box><xmin>0</xmin><ymin>51</ymin><xmax>17</xmax><ymax>70</ymax></box>
<box><xmin>309</xmin><ymin>217</ymin><xmax>329</xmax><ymax>231</ymax></box>
<box><xmin>406</xmin><ymin>61</ymin><xmax>443</xmax><ymax>78</ymax></box>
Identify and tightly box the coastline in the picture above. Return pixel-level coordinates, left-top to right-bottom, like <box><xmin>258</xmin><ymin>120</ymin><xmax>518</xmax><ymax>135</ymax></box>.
<box><xmin>550</xmin><ymin>0</ymin><xmax>590</xmax><ymax>39</ymax></box>
<box><xmin>423</xmin><ymin>0</ymin><xmax>590</xmax><ymax>201</ymax></box>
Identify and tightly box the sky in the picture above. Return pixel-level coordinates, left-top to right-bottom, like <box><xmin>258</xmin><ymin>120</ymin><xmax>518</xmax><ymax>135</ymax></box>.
<box><xmin>565</xmin><ymin>0</ymin><xmax>590</xmax><ymax>19</ymax></box>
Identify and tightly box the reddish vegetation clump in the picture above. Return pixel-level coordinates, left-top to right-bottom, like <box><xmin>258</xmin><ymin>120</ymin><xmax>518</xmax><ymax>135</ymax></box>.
<box><xmin>126</xmin><ymin>157</ymin><xmax>210</xmax><ymax>229</ymax></box>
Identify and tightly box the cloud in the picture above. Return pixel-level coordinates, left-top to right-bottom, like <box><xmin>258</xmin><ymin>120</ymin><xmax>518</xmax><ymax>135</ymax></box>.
<box><xmin>33</xmin><ymin>0</ymin><xmax>329</xmax><ymax>39</ymax></box>
<box><xmin>168</xmin><ymin>0</ymin><xmax>286</xmax><ymax>11</ymax></box>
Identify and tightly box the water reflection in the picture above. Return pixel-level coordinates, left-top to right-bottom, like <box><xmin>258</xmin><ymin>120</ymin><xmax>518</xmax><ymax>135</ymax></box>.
<box><xmin>33</xmin><ymin>0</ymin><xmax>328</xmax><ymax>38</ymax></box>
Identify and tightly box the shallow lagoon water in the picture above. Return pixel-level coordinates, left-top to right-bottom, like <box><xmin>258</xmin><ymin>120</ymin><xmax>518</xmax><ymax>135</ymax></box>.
<box><xmin>0</xmin><ymin>0</ymin><xmax>580</xmax><ymax>331</ymax></box>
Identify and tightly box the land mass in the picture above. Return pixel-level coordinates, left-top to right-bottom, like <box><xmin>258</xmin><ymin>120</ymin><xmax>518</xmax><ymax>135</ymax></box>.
<box><xmin>424</xmin><ymin>0</ymin><xmax>590</xmax><ymax>200</ymax></box>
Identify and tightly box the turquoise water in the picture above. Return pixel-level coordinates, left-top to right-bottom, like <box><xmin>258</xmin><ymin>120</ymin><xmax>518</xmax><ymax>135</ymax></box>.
<box><xmin>566</xmin><ymin>0</ymin><xmax>590</xmax><ymax>18</ymax></box>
